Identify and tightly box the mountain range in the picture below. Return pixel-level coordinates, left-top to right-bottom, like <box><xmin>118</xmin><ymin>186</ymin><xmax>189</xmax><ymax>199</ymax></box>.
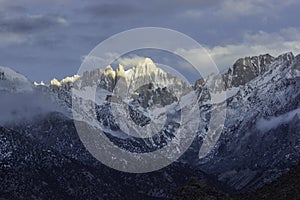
<box><xmin>0</xmin><ymin>52</ymin><xmax>299</xmax><ymax>199</ymax></box>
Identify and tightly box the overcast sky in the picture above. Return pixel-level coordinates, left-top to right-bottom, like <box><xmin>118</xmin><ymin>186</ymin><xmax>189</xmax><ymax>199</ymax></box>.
<box><xmin>0</xmin><ymin>0</ymin><xmax>300</xmax><ymax>82</ymax></box>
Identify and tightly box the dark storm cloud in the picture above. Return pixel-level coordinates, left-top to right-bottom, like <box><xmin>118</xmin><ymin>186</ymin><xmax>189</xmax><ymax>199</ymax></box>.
<box><xmin>0</xmin><ymin>14</ymin><xmax>67</xmax><ymax>34</ymax></box>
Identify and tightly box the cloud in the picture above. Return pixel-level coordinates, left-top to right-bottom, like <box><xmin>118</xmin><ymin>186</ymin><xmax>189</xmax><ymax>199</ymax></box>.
<box><xmin>175</xmin><ymin>27</ymin><xmax>300</xmax><ymax>73</ymax></box>
<box><xmin>116</xmin><ymin>55</ymin><xmax>148</xmax><ymax>67</ymax></box>
<box><xmin>0</xmin><ymin>0</ymin><xmax>299</xmax><ymax>82</ymax></box>
<box><xmin>80</xmin><ymin>25</ymin><xmax>300</xmax><ymax>80</ymax></box>
<box><xmin>175</xmin><ymin>48</ymin><xmax>217</xmax><ymax>76</ymax></box>
<box><xmin>0</xmin><ymin>12</ymin><xmax>68</xmax><ymax>46</ymax></box>
<box><xmin>81</xmin><ymin>52</ymin><xmax>119</xmax><ymax>64</ymax></box>
<box><xmin>245</xmin><ymin>28</ymin><xmax>300</xmax><ymax>43</ymax></box>
<box><xmin>214</xmin><ymin>0</ymin><xmax>300</xmax><ymax>19</ymax></box>
<box><xmin>256</xmin><ymin>107</ymin><xmax>300</xmax><ymax>132</ymax></box>
<box><xmin>82</xmin><ymin>0</ymin><xmax>222</xmax><ymax>20</ymax></box>
<box><xmin>79</xmin><ymin>52</ymin><xmax>120</xmax><ymax>74</ymax></box>
<box><xmin>0</xmin><ymin>14</ymin><xmax>68</xmax><ymax>34</ymax></box>
<box><xmin>83</xmin><ymin>3</ymin><xmax>140</xmax><ymax>17</ymax></box>
<box><xmin>0</xmin><ymin>4</ymin><xmax>27</xmax><ymax>13</ymax></box>
<box><xmin>181</xmin><ymin>0</ymin><xmax>264</xmax><ymax>19</ymax></box>
<box><xmin>183</xmin><ymin>10</ymin><xmax>204</xmax><ymax>19</ymax></box>
<box><xmin>0</xmin><ymin>32</ymin><xmax>28</xmax><ymax>46</ymax></box>
<box><xmin>215</xmin><ymin>0</ymin><xmax>264</xmax><ymax>18</ymax></box>
<box><xmin>0</xmin><ymin>91</ymin><xmax>65</xmax><ymax>125</ymax></box>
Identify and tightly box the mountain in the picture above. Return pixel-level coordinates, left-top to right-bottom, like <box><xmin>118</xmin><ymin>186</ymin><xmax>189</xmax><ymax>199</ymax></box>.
<box><xmin>76</xmin><ymin>57</ymin><xmax>188</xmax><ymax>97</ymax></box>
<box><xmin>51</xmin><ymin>58</ymin><xmax>194</xmax><ymax>153</ymax></box>
<box><xmin>226</xmin><ymin>53</ymin><xmax>275</xmax><ymax>87</ymax></box>
<box><xmin>0</xmin><ymin>58</ymin><xmax>213</xmax><ymax>199</ymax></box>
<box><xmin>0</xmin><ymin>66</ymin><xmax>63</xmax><ymax>126</ymax></box>
<box><xmin>0</xmin><ymin>66</ymin><xmax>33</xmax><ymax>93</ymax></box>
<box><xmin>0</xmin><ymin>53</ymin><xmax>299</xmax><ymax>199</ymax></box>
<box><xmin>190</xmin><ymin>52</ymin><xmax>300</xmax><ymax>190</ymax></box>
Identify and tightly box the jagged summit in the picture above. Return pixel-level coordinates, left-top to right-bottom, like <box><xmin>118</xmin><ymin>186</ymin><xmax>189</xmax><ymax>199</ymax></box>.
<box><xmin>69</xmin><ymin>57</ymin><xmax>188</xmax><ymax>95</ymax></box>
<box><xmin>61</xmin><ymin>75</ymin><xmax>80</xmax><ymax>84</ymax></box>
<box><xmin>127</xmin><ymin>57</ymin><xmax>161</xmax><ymax>76</ymax></box>
<box><xmin>229</xmin><ymin>53</ymin><xmax>275</xmax><ymax>87</ymax></box>
<box><xmin>138</xmin><ymin>57</ymin><xmax>155</xmax><ymax>67</ymax></box>
<box><xmin>107</xmin><ymin>57</ymin><xmax>160</xmax><ymax>79</ymax></box>
<box><xmin>120</xmin><ymin>58</ymin><xmax>188</xmax><ymax>96</ymax></box>
<box><xmin>50</xmin><ymin>78</ymin><xmax>62</xmax><ymax>87</ymax></box>
<box><xmin>144</xmin><ymin>57</ymin><xmax>154</xmax><ymax>64</ymax></box>
<box><xmin>194</xmin><ymin>51</ymin><xmax>300</xmax><ymax>96</ymax></box>
<box><xmin>5</xmin><ymin>52</ymin><xmax>295</xmax><ymax>95</ymax></box>
<box><xmin>104</xmin><ymin>65</ymin><xmax>116</xmax><ymax>79</ymax></box>
<box><xmin>49</xmin><ymin>74</ymin><xmax>80</xmax><ymax>87</ymax></box>
<box><xmin>231</xmin><ymin>52</ymin><xmax>295</xmax><ymax>85</ymax></box>
<box><xmin>116</xmin><ymin>64</ymin><xmax>125</xmax><ymax>77</ymax></box>
<box><xmin>277</xmin><ymin>51</ymin><xmax>294</xmax><ymax>63</ymax></box>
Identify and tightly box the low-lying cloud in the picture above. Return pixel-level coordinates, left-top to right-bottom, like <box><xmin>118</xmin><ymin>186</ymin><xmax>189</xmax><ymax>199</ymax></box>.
<box><xmin>0</xmin><ymin>91</ymin><xmax>66</xmax><ymax>125</ymax></box>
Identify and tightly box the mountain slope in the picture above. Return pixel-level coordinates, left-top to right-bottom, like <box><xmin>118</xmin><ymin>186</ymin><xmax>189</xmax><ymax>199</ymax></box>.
<box><xmin>191</xmin><ymin>52</ymin><xmax>300</xmax><ymax>190</ymax></box>
<box><xmin>170</xmin><ymin>161</ymin><xmax>300</xmax><ymax>200</ymax></box>
<box><xmin>0</xmin><ymin>112</ymin><xmax>224</xmax><ymax>200</ymax></box>
<box><xmin>0</xmin><ymin>66</ymin><xmax>33</xmax><ymax>93</ymax></box>
<box><xmin>240</xmin><ymin>161</ymin><xmax>300</xmax><ymax>200</ymax></box>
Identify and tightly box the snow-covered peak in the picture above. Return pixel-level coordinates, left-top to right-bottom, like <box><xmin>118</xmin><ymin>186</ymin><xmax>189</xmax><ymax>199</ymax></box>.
<box><xmin>50</xmin><ymin>78</ymin><xmax>62</xmax><ymax>87</ymax></box>
<box><xmin>34</xmin><ymin>81</ymin><xmax>45</xmax><ymax>86</ymax></box>
<box><xmin>69</xmin><ymin>58</ymin><xmax>189</xmax><ymax>101</ymax></box>
<box><xmin>119</xmin><ymin>58</ymin><xmax>188</xmax><ymax>97</ymax></box>
<box><xmin>125</xmin><ymin>58</ymin><xmax>165</xmax><ymax>79</ymax></box>
<box><xmin>104</xmin><ymin>65</ymin><xmax>116</xmax><ymax>79</ymax></box>
<box><xmin>143</xmin><ymin>57</ymin><xmax>154</xmax><ymax>65</ymax></box>
<box><xmin>0</xmin><ymin>66</ymin><xmax>33</xmax><ymax>93</ymax></box>
<box><xmin>61</xmin><ymin>75</ymin><xmax>80</xmax><ymax>84</ymax></box>
<box><xmin>116</xmin><ymin>64</ymin><xmax>125</xmax><ymax>77</ymax></box>
<box><xmin>136</xmin><ymin>57</ymin><xmax>156</xmax><ymax>69</ymax></box>
<box><xmin>49</xmin><ymin>75</ymin><xmax>80</xmax><ymax>87</ymax></box>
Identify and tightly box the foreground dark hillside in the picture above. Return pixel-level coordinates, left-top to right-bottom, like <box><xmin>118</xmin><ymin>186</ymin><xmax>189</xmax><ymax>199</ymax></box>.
<box><xmin>240</xmin><ymin>161</ymin><xmax>300</xmax><ymax>200</ymax></box>
<box><xmin>0</xmin><ymin>114</ymin><xmax>223</xmax><ymax>200</ymax></box>
<box><xmin>170</xmin><ymin>161</ymin><xmax>300</xmax><ymax>200</ymax></box>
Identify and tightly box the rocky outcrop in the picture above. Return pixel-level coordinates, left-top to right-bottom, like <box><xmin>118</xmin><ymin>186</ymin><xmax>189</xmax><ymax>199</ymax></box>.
<box><xmin>230</xmin><ymin>53</ymin><xmax>275</xmax><ymax>87</ymax></box>
<box><xmin>195</xmin><ymin>53</ymin><xmax>293</xmax><ymax>92</ymax></box>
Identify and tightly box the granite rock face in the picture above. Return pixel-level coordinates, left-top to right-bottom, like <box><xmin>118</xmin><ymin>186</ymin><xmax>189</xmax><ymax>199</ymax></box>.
<box><xmin>230</xmin><ymin>53</ymin><xmax>275</xmax><ymax>87</ymax></box>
